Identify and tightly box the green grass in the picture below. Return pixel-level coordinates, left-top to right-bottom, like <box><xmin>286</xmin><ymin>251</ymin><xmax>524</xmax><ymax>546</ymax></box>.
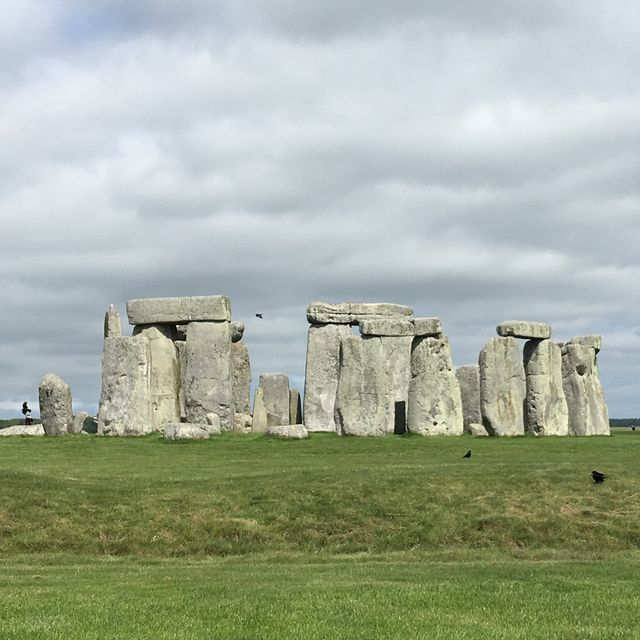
<box><xmin>0</xmin><ymin>431</ymin><xmax>638</xmax><ymax>638</ymax></box>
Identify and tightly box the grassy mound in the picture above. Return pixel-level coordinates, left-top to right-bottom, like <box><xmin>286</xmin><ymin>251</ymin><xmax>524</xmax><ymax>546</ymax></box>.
<box><xmin>0</xmin><ymin>431</ymin><xmax>638</xmax><ymax>557</ymax></box>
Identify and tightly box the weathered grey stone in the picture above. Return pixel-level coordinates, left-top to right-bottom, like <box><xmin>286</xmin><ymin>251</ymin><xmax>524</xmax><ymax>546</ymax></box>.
<box><xmin>569</xmin><ymin>335</ymin><xmax>602</xmax><ymax>353</ymax></box>
<box><xmin>0</xmin><ymin>423</ymin><xmax>45</xmax><ymax>436</ymax></box>
<box><xmin>456</xmin><ymin>365</ymin><xmax>481</xmax><ymax>433</ymax></box>
<box><xmin>231</xmin><ymin>341</ymin><xmax>251</xmax><ymax>415</ymax></box>
<box><xmin>266</xmin><ymin>424</ymin><xmax>309</xmax><ymax>439</ymax></box>
<box><xmin>104</xmin><ymin>304</ymin><xmax>122</xmax><ymax>338</ymax></box>
<box><xmin>98</xmin><ymin>336</ymin><xmax>153</xmax><ymax>435</ymax></box>
<box><xmin>289</xmin><ymin>389</ymin><xmax>302</xmax><ymax>425</ymax></box>
<box><xmin>39</xmin><ymin>373</ymin><xmax>73</xmax><ymax>436</ymax></box>
<box><xmin>184</xmin><ymin>322</ymin><xmax>234</xmax><ymax>429</ymax></box>
<box><xmin>134</xmin><ymin>325</ymin><xmax>180</xmax><ymax>430</ymax></box>
<box><xmin>335</xmin><ymin>335</ymin><xmax>392</xmax><ymax>437</ymax></box>
<box><xmin>497</xmin><ymin>321</ymin><xmax>551</xmax><ymax>340</ymax></box>
<box><xmin>164</xmin><ymin>423</ymin><xmax>210</xmax><ymax>440</ymax></box>
<box><xmin>479</xmin><ymin>336</ymin><xmax>526</xmax><ymax>436</ymax></box>
<box><xmin>234</xmin><ymin>412</ymin><xmax>253</xmax><ymax>433</ymax></box>
<box><xmin>252</xmin><ymin>387</ymin><xmax>268</xmax><ymax>433</ymax></box>
<box><xmin>358</xmin><ymin>318</ymin><xmax>415</xmax><ymax>336</ymax></box>
<box><xmin>175</xmin><ymin>325</ymin><xmax>188</xmax><ymax>341</ymax></box>
<box><xmin>70</xmin><ymin>411</ymin><xmax>89</xmax><ymax>435</ymax></box>
<box><xmin>562</xmin><ymin>343</ymin><xmax>609</xmax><ymax>435</ymax></box>
<box><xmin>407</xmin><ymin>336</ymin><xmax>463</xmax><ymax>436</ymax></box>
<box><xmin>230</xmin><ymin>322</ymin><xmax>245</xmax><ymax>343</ymax></box>
<box><xmin>127</xmin><ymin>295</ymin><xmax>231</xmax><ymax>325</ymax></box>
<box><xmin>380</xmin><ymin>335</ymin><xmax>412</xmax><ymax>433</ymax></box>
<box><xmin>411</xmin><ymin>317</ymin><xmax>443</xmax><ymax>337</ymax></box>
<box><xmin>523</xmin><ymin>339</ymin><xmax>569</xmax><ymax>436</ymax></box>
<box><xmin>175</xmin><ymin>340</ymin><xmax>186</xmax><ymax>421</ymax></box>
<box><xmin>259</xmin><ymin>373</ymin><xmax>290</xmax><ymax>427</ymax></box>
<box><xmin>468</xmin><ymin>422</ymin><xmax>489</xmax><ymax>436</ymax></box>
<box><xmin>205</xmin><ymin>412</ymin><xmax>222</xmax><ymax>434</ymax></box>
<box><xmin>303</xmin><ymin>323</ymin><xmax>352</xmax><ymax>432</ymax></box>
<box><xmin>307</xmin><ymin>302</ymin><xmax>413</xmax><ymax>325</ymax></box>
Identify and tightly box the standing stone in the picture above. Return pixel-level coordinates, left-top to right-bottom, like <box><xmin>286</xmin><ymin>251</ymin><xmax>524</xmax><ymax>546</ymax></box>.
<box><xmin>252</xmin><ymin>387</ymin><xmax>268</xmax><ymax>433</ymax></box>
<box><xmin>379</xmin><ymin>336</ymin><xmax>413</xmax><ymax>433</ymax></box>
<box><xmin>407</xmin><ymin>336</ymin><xmax>463</xmax><ymax>436</ymax></box>
<box><xmin>230</xmin><ymin>322</ymin><xmax>245</xmax><ymax>343</ymax></box>
<box><xmin>39</xmin><ymin>373</ymin><xmax>73</xmax><ymax>436</ymax></box>
<box><xmin>259</xmin><ymin>373</ymin><xmax>290</xmax><ymax>427</ymax></box>
<box><xmin>98</xmin><ymin>336</ymin><xmax>153</xmax><ymax>436</ymax></box>
<box><xmin>134</xmin><ymin>325</ymin><xmax>180</xmax><ymax>430</ymax></box>
<box><xmin>289</xmin><ymin>389</ymin><xmax>302</xmax><ymax>425</ymax></box>
<box><xmin>456</xmin><ymin>365</ymin><xmax>481</xmax><ymax>433</ymax></box>
<box><xmin>70</xmin><ymin>411</ymin><xmax>89</xmax><ymax>435</ymax></box>
<box><xmin>479</xmin><ymin>337</ymin><xmax>526</xmax><ymax>436</ymax></box>
<box><xmin>104</xmin><ymin>305</ymin><xmax>122</xmax><ymax>338</ymax></box>
<box><xmin>231</xmin><ymin>341</ymin><xmax>252</xmax><ymax>415</ymax></box>
<box><xmin>335</xmin><ymin>335</ymin><xmax>392</xmax><ymax>437</ymax></box>
<box><xmin>303</xmin><ymin>323</ymin><xmax>352</xmax><ymax>432</ymax></box>
<box><xmin>184</xmin><ymin>322</ymin><xmax>234</xmax><ymax>429</ymax></box>
<box><xmin>561</xmin><ymin>342</ymin><xmax>609</xmax><ymax>436</ymax></box>
<box><xmin>523</xmin><ymin>339</ymin><xmax>569</xmax><ymax>436</ymax></box>
<box><xmin>175</xmin><ymin>340</ymin><xmax>187</xmax><ymax>421</ymax></box>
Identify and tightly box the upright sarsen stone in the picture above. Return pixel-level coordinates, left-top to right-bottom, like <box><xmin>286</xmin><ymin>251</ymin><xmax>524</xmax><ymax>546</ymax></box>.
<box><xmin>289</xmin><ymin>389</ymin><xmax>302</xmax><ymax>425</ymax></box>
<box><xmin>98</xmin><ymin>336</ymin><xmax>153</xmax><ymax>436</ymax></box>
<box><xmin>303</xmin><ymin>323</ymin><xmax>352</xmax><ymax>432</ymax></box>
<box><xmin>479</xmin><ymin>336</ymin><xmax>526</xmax><ymax>436</ymax></box>
<box><xmin>407</xmin><ymin>336</ymin><xmax>463</xmax><ymax>436</ymax></box>
<box><xmin>252</xmin><ymin>387</ymin><xmax>268</xmax><ymax>433</ymax></box>
<box><xmin>523</xmin><ymin>339</ymin><xmax>569</xmax><ymax>436</ymax></box>
<box><xmin>231</xmin><ymin>341</ymin><xmax>252</xmax><ymax>415</ymax></box>
<box><xmin>561</xmin><ymin>342</ymin><xmax>609</xmax><ymax>436</ymax></box>
<box><xmin>39</xmin><ymin>373</ymin><xmax>73</xmax><ymax>436</ymax></box>
<box><xmin>456</xmin><ymin>365</ymin><xmax>481</xmax><ymax>433</ymax></box>
<box><xmin>259</xmin><ymin>373</ymin><xmax>290</xmax><ymax>426</ymax></box>
<box><xmin>103</xmin><ymin>305</ymin><xmax>122</xmax><ymax>338</ymax></box>
<box><xmin>133</xmin><ymin>325</ymin><xmax>181</xmax><ymax>431</ymax></box>
<box><xmin>184</xmin><ymin>322</ymin><xmax>234</xmax><ymax>429</ymax></box>
<box><xmin>335</xmin><ymin>336</ymin><xmax>391</xmax><ymax>436</ymax></box>
<box><xmin>379</xmin><ymin>336</ymin><xmax>413</xmax><ymax>433</ymax></box>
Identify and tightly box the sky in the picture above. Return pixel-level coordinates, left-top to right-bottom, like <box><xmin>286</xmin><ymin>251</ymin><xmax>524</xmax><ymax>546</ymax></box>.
<box><xmin>1</xmin><ymin>1</ymin><xmax>639</xmax><ymax>418</ymax></box>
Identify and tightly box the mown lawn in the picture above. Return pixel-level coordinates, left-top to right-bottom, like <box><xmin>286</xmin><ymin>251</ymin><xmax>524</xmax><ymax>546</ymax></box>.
<box><xmin>0</xmin><ymin>431</ymin><xmax>638</xmax><ymax>638</ymax></box>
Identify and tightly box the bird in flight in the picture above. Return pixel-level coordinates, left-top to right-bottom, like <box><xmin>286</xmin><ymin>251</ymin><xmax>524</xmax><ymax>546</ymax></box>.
<box><xmin>255</xmin><ymin>313</ymin><xmax>263</xmax><ymax>319</ymax></box>
<box><xmin>591</xmin><ymin>470</ymin><xmax>606</xmax><ymax>483</ymax></box>
<box><xmin>463</xmin><ymin>450</ymin><xmax>471</xmax><ymax>459</ymax></box>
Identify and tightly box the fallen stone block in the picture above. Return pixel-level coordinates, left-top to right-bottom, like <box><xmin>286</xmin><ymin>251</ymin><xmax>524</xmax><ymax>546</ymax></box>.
<box><xmin>0</xmin><ymin>424</ymin><xmax>45</xmax><ymax>436</ymax></box>
<box><xmin>468</xmin><ymin>422</ymin><xmax>489</xmax><ymax>436</ymax></box>
<box><xmin>205</xmin><ymin>413</ymin><xmax>222</xmax><ymax>434</ymax></box>
<box><xmin>39</xmin><ymin>373</ymin><xmax>73</xmax><ymax>436</ymax></box>
<box><xmin>127</xmin><ymin>295</ymin><xmax>231</xmax><ymax>325</ymax></box>
<box><xmin>164</xmin><ymin>423</ymin><xmax>210</xmax><ymax>440</ymax></box>
<box><xmin>234</xmin><ymin>412</ymin><xmax>253</xmax><ymax>433</ymax></box>
<box><xmin>497</xmin><ymin>321</ymin><xmax>551</xmax><ymax>340</ymax></box>
<box><xmin>70</xmin><ymin>411</ymin><xmax>89</xmax><ymax>435</ymax></box>
<box><xmin>266</xmin><ymin>424</ymin><xmax>309</xmax><ymax>439</ymax></box>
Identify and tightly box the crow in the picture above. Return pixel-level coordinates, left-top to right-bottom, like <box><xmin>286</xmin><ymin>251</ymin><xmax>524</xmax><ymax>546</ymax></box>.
<box><xmin>21</xmin><ymin>401</ymin><xmax>30</xmax><ymax>415</ymax></box>
<box><xmin>463</xmin><ymin>450</ymin><xmax>471</xmax><ymax>459</ymax></box>
<box><xmin>592</xmin><ymin>470</ymin><xmax>606</xmax><ymax>483</ymax></box>
<box><xmin>255</xmin><ymin>313</ymin><xmax>263</xmax><ymax>319</ymax></box>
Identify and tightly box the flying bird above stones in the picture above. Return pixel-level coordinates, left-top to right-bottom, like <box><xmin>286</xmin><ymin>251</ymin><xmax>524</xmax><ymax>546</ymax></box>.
<box><xmin>463</xmin><ymin>450</ymin><xmax>471</xmax><ymax>459</ymax></box>
<box><xmin>255</xmin><ymin>313</ymin><xmax>263</xmax><ymax>319</ymax></box>
<box><xmin>592</xmin><ymin>470</ymin><xmax>606</xmax><ymax>483</ymax></box>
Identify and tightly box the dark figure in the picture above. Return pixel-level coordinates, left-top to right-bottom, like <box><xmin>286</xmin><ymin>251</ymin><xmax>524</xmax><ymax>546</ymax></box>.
<box><xmin>255</xmin><ymin>314</ymin><xmax>263</xmax><ymax>319</ymax></box>
<box><xmin>21</xmin><ymin>401</ymin><xmax>30</xmax><ymax>415</ymax></box>
<box><xmin>463</xmin><ymin>450</ymin><xmax>471</xmax><ymax>459</ymax></box>
<box><xmin>25</xmin><ymin>411</ymin><xmax>33</xmax><ymax>426</ymax></box>
<box><xmin>592</xmin><ymin>470</ymin><xmax>606</xmax><ymax>484</ymax></box>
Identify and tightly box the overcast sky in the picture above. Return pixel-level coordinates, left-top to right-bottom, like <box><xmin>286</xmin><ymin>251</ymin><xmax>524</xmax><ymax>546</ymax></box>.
<box><xmin>1</xmin><ymin>1</ymin><xmax>639</xmax><ymax>419</ymax></box>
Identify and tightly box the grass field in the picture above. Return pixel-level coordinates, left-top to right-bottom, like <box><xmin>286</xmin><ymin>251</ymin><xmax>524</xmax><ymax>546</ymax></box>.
<box><xmin>0</xmin><ymin>431</ymin><xmax>638</xmax><ymax>638</ymax></box>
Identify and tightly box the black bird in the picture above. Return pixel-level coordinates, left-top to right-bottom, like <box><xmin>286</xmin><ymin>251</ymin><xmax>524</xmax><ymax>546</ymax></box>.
<box><xmin>463</xmin><ymin>450</ymin><xmax>472</xmax><ymax>459</ymax></box>
<box><xmin>592</xmin><ymin>470</ymin><xmax>606</xmax><ymax>483</ymax></box>
<box><xmin>21</xmin><ymin>401</ymin><xmax>30</xmax><ymax>415</ymax></box>
<box><xmin>255</xmin><ymin>313</ymin><xmax>263</xmax><ymax>319</ymax></box>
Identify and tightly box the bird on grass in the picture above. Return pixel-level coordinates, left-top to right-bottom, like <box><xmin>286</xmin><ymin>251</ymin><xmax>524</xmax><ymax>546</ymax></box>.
<box><xmin>255</xmin><ymin>313</ymin><xmax>263</xmax><ymax>319</ymax></box>
<box><xmin>463</xmin><ymin>450</ymin><xmax>471</xmax><ymax>459</ymax></box>
<box><xmin>592</xmin><ymin>470</ymin><xmax>606</xmax><ymax>484</ymax></box>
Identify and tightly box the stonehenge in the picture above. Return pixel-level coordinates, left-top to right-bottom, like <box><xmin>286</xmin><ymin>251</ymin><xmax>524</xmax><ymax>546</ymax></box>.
<box><xmin>41</xmin><ymin>295</ymin><xmax>607</xmax><ymax>441</ymax></box>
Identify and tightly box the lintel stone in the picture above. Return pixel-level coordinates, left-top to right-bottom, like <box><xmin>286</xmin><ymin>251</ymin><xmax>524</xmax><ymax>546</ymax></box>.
<box><xmin>307</xmin><ymin>302</ymin><xmax>412</xmax><ymax>325</ymax></box>
<box><xmin>127</xmin><ymin>295</ymin><xmax>231</xmax><ymax>325</ymax></box>
<box><xmin>497</xmin><ymin>320</ymin><xmax>551</xmax><ymax>340</ymax></box>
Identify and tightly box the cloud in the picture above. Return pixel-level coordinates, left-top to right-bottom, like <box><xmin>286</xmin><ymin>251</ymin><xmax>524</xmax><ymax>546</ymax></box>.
<box><xmin>0</xmin><ymin>1</ymin><xmax>639</xmax><ymax>418</ymax></box>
